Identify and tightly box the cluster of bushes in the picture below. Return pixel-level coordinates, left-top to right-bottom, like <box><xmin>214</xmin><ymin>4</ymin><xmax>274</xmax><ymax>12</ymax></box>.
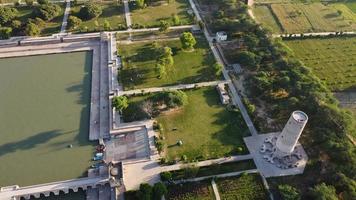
<box><xmin>201</xmin><ymin>0</ymin><xmax>355</xmax><ymax>198</ymax></box>
<box><xmin>0</xmin><ymin>1</ymin><xmax>62</xmax><ymax>39</ymax></box>
<box><xmin>125</xmin><ymin>182</ymin><xmax>168</xmax><ymax>200</ymax></box>
<box><xmin>122</xmin><ymin>90</ymin><xmax>188</xmax><ymax>122</ymax></box>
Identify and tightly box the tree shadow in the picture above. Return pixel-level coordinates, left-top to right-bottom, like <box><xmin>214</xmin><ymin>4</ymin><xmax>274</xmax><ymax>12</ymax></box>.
<box><xmin>0</xmin><ymin>130</ymin><xmax>63</xmax><ymax>158</ymax></box>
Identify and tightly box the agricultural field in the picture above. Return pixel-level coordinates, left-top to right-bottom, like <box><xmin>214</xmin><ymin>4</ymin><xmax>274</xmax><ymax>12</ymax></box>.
<box><xmin>253</xmin><ymin>5</ymin><xmax>283</xmax><ymax>33</ymax></box>
<box><xmin>129</xmin><ymin>0</ymin><xmax>193</xmax><ymax>28</ymax></box>
<box><xmin>216</xmin><ymin>173</ymin><xmax>267</xmax><ymax>200</ymax></box>
<box><xmin>118</xmin><ymin>37</ymin><xmax>217</xmax><ymax>90</ymax></box>
<box><xmin>69</xmin><ymin>1</ymin><xmax>126</xmax><ymax>32</ymax></box>
<box><xmin>284</xmin><ymin>37</ymin><xmax>356</xmax><ymax>91</ymax></box>
<box><xmin>166</xmin><ymin>180</ymin><xmax>215</xmax><ymax>200</ymax></box>
<box><xmin>261</xmin><ymin>3</ymin><xmax>356</xmax><ymax>33</ymax></box>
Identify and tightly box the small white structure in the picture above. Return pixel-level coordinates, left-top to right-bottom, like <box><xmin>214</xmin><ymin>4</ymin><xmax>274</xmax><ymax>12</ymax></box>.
<box><xmin>216</xmin><ymin>83</ymin><xmax>230</xmax><ymax>104</ymax></box>
<box><xmin>216</xmin><ymin>31</ymin><xmax>227</xmax><ymax>42</ymax></box>
<box><xmin>276</xmin><ymin>111</ymin><xmax>308</xmax><ymax>156</ymax></box>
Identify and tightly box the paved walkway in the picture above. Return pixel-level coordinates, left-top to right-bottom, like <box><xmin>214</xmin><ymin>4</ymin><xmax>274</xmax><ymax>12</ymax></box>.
<box><xmin>123</xmin><ymin>0</ymin><xmax>132</xmax><ymax>29</ymax></box>
<box><xmin>211</xmin><ymin>179</ymin><xmax>221</xmax><ymax>200</ymax></box>
<box><xmin>117</xmin><ymin>80</ymin><xmax>229</xmax><ymax>96</ymax></box>
<box><xmin>188</xmin><ymin>0</ymin><xmax>258</xmax><ymax>136</ymax></box>
<box><xmin>60</xmin><ymin>0</ymin><xmax>71</xmax><ymax>33</ymax></box>
<box><xmin>273</xmin><ymin>31</ymin><xmax>356</xmax><ymax>38</ymax></box>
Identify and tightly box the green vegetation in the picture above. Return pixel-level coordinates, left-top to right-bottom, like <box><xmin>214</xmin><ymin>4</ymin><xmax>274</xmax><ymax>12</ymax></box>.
<box><xmin>112</xmin><ymin>96</ymin><xmax>129</xmax><ymax>112</ymax></box>
<box><xmin>284</xmin><ymin>37</ymin><xmax>356</xmax><ymax>91</ymax></box>
<box><xmin>278</xmin><ymin>184</ymin><xmax>300</xmax><ymax>200</ymax></box>
<box><xmin>124</xmin><ymin>182</ymin><xmax>168</xmax><ymax>200</ymax></box>
<box><xmin>310</xmin><ymin>183</ymin><xmax>338</xmax><ymax>200</ymax></box>
<box><xmin>157</xmin><ymin>87</ymin><xmax>249</xmax><ymax>161</ymax></box>
<box><xmin>197</xmin><ymin>0</ymin><xmax>355</xmax><ymax>198</ymax></box>
<box><xmin>161</xmin><ymin>160</ymin><xmax>256</xmax><ymax>181</ymax></box>
<box><xmin>69</xmin><ymin>1</ymin><xmax>126</xmax><ymax>32</ymax></box>
<box><xmin>166</xmin><ymin>180</ymin><xmax>215</xmax><ymax>200</ymax></box>
<box><xmin>0</xmin><ymin>52</ymin><xmax>95</xmax><ymax>186</ymax></box>
<box><xmin>345</xmin><ymin>1</ymin><xmax>356</xmax><ymax>13</ymax></box>
<box><xmin>129</xmin><ymin>0</ymin><xmax>193</xmax><ymax>28</ymax></box>
<box><xmin>216</xmin><ymin>173</ymin><xmax>267</xmax><ymax>200</ymax></box>
<box><xmin>78</xmin><ymin>2</ymin><xmax>102</xmax><ymax>20</ymax></box>
<box><xmin>180</xmin><ymin>32</ymin><xmax>197</xmax><ymax>50</ymax></box>
<box><xmin>269</xmin><ymin>3</ymin><xmax>356</xmax><ymax>33</ymax></box>
<box><xmin>118</xmin><ymin>38</ymin><xmax>217</xmax><ymax>90</ymax></box>
<box><xmin>253</xmin><ymin>5</ymin><xmax>283</xmax><ymax>33</ymax></box>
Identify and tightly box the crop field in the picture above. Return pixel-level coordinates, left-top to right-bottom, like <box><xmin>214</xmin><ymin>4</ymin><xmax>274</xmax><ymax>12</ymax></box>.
<box><xmin>0</xmin><ymin>52</ymin><xmax>95</xmax><ymax>187</ymax></box>
<box><xmin>216</xmin><ymin>173</ymin><xmax>267</xmax><ymax>200</ymax></box>
<box><xmin>130</xmin><ymin>0</ymin><xmax>193</xmax><ymax>28</ymax></box>
<box><xmin>253</xmin><ymin>5</ymin><xmax>283</xmax><ymax>33</ymax></box>
<box><xmin>284</xmin><ymin>37</ymin><xmax>356</xmax><ymax>91</ymax></box>
<box><xmin>254</xmin><ymin>3</ymin><xmax>356</xmax><ymax>33</ymax></box>
<box><xmin>118</xmin><ymin>38</ymin><xmax>217</xmax><ymax>90</ymax></box>
<box><xmin>166</xmin><ymin>180</ymin><xmax>215</xmax><ymax>200</ymax></box>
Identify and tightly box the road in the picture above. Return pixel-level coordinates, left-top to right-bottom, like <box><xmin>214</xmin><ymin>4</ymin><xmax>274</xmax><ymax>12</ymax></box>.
<box><xmin>273</xmin><ymin>31</ymin><xmax>356</xmax><ymax>38</ymax></box>
<box><xmin>117</xmin><ymin>80</ymin><xmax>229</xmax><ymax>96</ymax></box>
<box><xmin>188</xmin><ymin>0</ymin><xmax>258</xmax><ymax>136</ymax></box>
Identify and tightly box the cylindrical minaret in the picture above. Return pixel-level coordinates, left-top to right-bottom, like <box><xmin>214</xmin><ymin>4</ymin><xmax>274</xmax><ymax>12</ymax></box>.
<box><xmin>276</xmin><ymin>111</ymin><xmax>308</xmax><ymax>155</ymax></box>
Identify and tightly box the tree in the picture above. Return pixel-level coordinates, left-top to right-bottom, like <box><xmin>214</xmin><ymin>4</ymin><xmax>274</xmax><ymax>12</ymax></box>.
<box><xmin>25</xmin><ymin>0</ymin><xmax>34</xmax><ymax>6</ymax></box>
<box><xmin>160</xmin><ymin>171</ymin><xmax>172</xmax><ymax>181</ymax></box>
<box><xmin>159</xmin><ymin>20</ymin><xmax>170</xmax><ymax>32</ymax></box>
<box><xmin>67</xmin><ymin>16</ymin><xmax>82</xmax><ymax>30</ymax></box>
<box><xmin>278</xmin><ymin>185</ymin><xmax>300</xmax><ymax>200</ymax></box>
<box><xmin>0</xmin><ymin>7</ymin><xmax>18</xmax><ymax>25</ymax></box>
<box><xmin>156</xmin><ymin>63</ymin><xmax>167</xmax><ymax>79</ymax></box>
<box><xmin>213</xmin><ymin>62</ymin><xmax>223</xmax><ymax>77</ymax></box>
<box><xmin>158</xmin><ymin>46</ymin><xmax>174</xmax><ymax>68</ymax></box>
<box><xmin>34</xmin><ymin>4</ymin><xmax>62</xmax><ymax>21</ymax></box>
<box><xmin>112</xmin><ymin>96</ymin><xmax>129</xmax><ymax>112</ymax></box>
<box><xmin>310</xmin><ymin>183</ymin><xmax>338</xmax><ymax>200</ymax></box>
<box><xmin>137</xmin><ymin>183</ymin><xmax>153</xmax><ymax>200</ymax></box>
<box><xmin>180</xmin><ymin>32</ymin><xmax>196</xmax><ymax>50</ymax></box>
<box><xmin>79</xmin><ymin>2</ymin><xmax>102</xmax><ymax>20</ymax></box>
<box><xmin>37</xmin><ymin>0</ymin><xmax>48</xmax><ymax>5</ymax></box>
<box><xmin>152</xmin><ymin>182</ymin><xmax>167</xmax><ymax>200</ymax></box>
<box><xmin>10</xmin><ymin>20</ymin><xmax>21</xmax><ymax>32</ymax></box>
<box><xmin>136</xmin><ymin>0</ymin><xmax>145</xmax><ymax>9</ymax></box>
<box><xmin>236</xmin><ymin>51</ymin><xmax>259</xmax><ymax>70</ymax></box>
<box><xmin>0</xmin><ymin>27</ymin><xmax>12</xmax><ymax>39</ymax></box>
<box><xmin>166</xmin><ymin>90</ymin><xmax>188</xmax><ymax>107</ymax></box>
<box><xmin>25</xmin><ymin>23</ymin><xmax>40</xmax><ymax>36</ymax></box>
<box><xmin>103</xmin><ymin>19</ymin><xmax>111</xmax><ymax>31</ymax></box>
<box><xmin>172</xmin><ymin>14</ymin><xmax>180</xmax><ymax>25</ymax></box>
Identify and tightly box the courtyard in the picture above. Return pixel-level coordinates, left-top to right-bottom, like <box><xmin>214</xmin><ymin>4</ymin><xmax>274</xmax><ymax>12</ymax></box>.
<box><xmin>118</xmin><ymin>38</ymin><xmax>218</xmax><ymax>90</ymax></box>
<box><xmin>0</xmin><ymin>52</ymin><xmax>95</xmax><ymax>187</ymax></box>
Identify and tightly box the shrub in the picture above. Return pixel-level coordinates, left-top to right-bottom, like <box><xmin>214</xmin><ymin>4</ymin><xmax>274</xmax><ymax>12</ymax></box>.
<box><xmin>112</xmin><ymin>96</ymin><xmax>129</xmax><ymax>112</ymax></box>
<box><xmin>37</xmin><ymin>0</ymin><xmax>48</xmax><ymax>5</ymax></box>
<box><xmin>236</xmin><ymin>51</ymin><xmax>259</xmax><ymax>70</ymax></box>
<box><xmin>79</xmin><ymin>2</ymin><xmax>102</xmax><ymax>20</ymax></box>
<box><xmin>159</xmin><ymin>20</ymin><xmax>170</xmax><ymax>32</ymax></box>
<box><xmin>0</xmin><ymin>27</ymin><xmax>12</xmax><ymax>39</ymax></box>
<box><xmin>25</xmin><ymin>23</ymin><xmax>40</xmax><ymax>36</ymax></box>
<box><xmin>160</xmin><ymin>171</ymin><xmax>172</xmax><ymax>181</ymax></box>
<box><xmin>34</xmin><ymin>4</ymin><xmax>62</xmax><ymax>21</ymax></box>
<box><xmin>68</xmin><ymin>16</ymin><xmax>82</xmax><ymax>30</ymax></box>
<box><xmin>137</xmin><ymin>183</ymin><xmax>153</xmax><ymax>200</ymax></box>
<box><xmin>25</xmin><ymin>0</ymin><xmax>34</xmax><ymax>6</ymax></box>
<box><xmin>278</xmin><ymin>184</ymin><xmax>300</xmax><ymax>200</ymax></box>
<box><xmin>152</xmin><ymin>182</ymin><xmax>167</xmax><ymax>200</ymax></box>
<box><xmin>0</xmin><ymin>7</ymin><xmax>18</xmax><ymax>25</ymax></box>
<box><xmin>172</xmin><ymin>14</ymin><xmax>180</xmax><ymax>25</ymax></box>
<box><xmin>180</xmin><ymin>32</ymin><xmax>197</xmax><ymax>50</ymax></box>
<box><xmin>213</xmin><ymin>62</ymin><xmax>223</xmax><ymax>77</ymax></box>
<box><xmin>310</xmin><ymin>183</ymin><xmax>338</xmax><ymax>200</ymax></box>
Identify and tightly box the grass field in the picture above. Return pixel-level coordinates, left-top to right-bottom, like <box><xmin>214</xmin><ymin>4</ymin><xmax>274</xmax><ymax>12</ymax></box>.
<box><xmin>345</xmin><ymin>1</ymin><xmax>356</xmax><ymax>13</ymax></box>
<box><xmin>130</xmin><ymin>0</ymin><xmax>193</xmax><ymax>28</ymax></box>
<box><xmin>216</xmin><ymin>173</ymin><xmax>267</xmax><ymax>200</ymax></box>
<box><xmin>166</xmin><ymin>180</ymin><xmax>215</xmax><ymax>200</ymax></box>
<box><xmin>69</xmin><ymin>1</ymin><xmax>126</xmax><ymax>32</ymax></box>
<box><xmin>284</xmin><ymin>37</ymin><xmax>356</xmax><ymax>91</ymax></box>
<box><xmin>16</xmin><ymin>4</ymin><xmax>65</xmax><ymax>36</ymax></box>
<box><xmin>268</xmin><ymin>3</ymin><xmax>356</xmax><ymax>33</ymax></box>
<box><xmin>253</xmin><ymin>5</ymin><xmax>283</xmax><ymax>33</ymax></box>
<box><xmin>0</xmin><ymin>52</ymin><xmax>95</xmax><ymax>186</ymax></box>
<box><xmin>118</xmin><ymin>38</ymin><xmax>217</xmax><ymax>90</ymax></box>
<box><xmin>157</xmin><ymin>87</ymin><xmax>249</xmax><ymax>161</ymax></box>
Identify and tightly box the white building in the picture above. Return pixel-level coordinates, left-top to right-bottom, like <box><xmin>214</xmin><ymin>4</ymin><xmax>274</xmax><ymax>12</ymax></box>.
<box><xmin>216</xmin><ymin>31</ymin><xmax>227</xmax><ymax>42</ymax></box>
<box><xmin>216</xmin><ymin>83</ymin><xmax>230</xmax><ymax>104</ymax></box>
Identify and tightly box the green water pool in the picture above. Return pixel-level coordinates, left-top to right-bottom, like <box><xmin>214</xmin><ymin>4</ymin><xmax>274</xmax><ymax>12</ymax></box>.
<box><xmin>0</xmin><ymin>52</ymin><xmax>95</xmax><ymax>187</ymax></box>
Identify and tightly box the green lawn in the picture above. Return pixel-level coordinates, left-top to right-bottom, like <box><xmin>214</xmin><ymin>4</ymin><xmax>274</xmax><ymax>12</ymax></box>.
<box><xmin>216</xmin><ymin>173</ymin><xmax>268</xmax><ymax>200</ymax></box>
<box><xmin>130</xmin><ymin>0</ymin><xmax>193</xmax><ymax>28</ymax></box>
<box><xmin>345</xmin><ymin>1</ymin><xmax>356</xmax><ymax>13</ymax></box>
<box><xmin>158</xmin><ymin>87</ymin><xmax>249</xmax><ymax>161</ymax></box>
<box><xmin>69</xmin><ymin>1</ymin><xmax>126</xmax><ymax>32</ymax></box>
<box><xmin>166</xmin><ymin>180</ymin><xmax>215</xmax><ymax>200</ymax></box>
<box><xmin>284</xmin><ymin>37</ymin><xmax>356</xmax><ymax>91</ymax></box>
<box><xmin>118</xmin><ymin>38</ymin><xmax>218</xmax><ymax>90</ymax></box>
<box><xmin>0</xmin><ymin>52</ymin><xmax>95</xmax><ymax>187</ymax></box>
<box><xmin>253</xmin><ymin>5</ymin><xmax>283</xmax><ymax>33</ymax></box>
<box><xmin>16</xmin><ymin>4</ymin><xmax>65</xmax><ymax>36</ymax></box>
